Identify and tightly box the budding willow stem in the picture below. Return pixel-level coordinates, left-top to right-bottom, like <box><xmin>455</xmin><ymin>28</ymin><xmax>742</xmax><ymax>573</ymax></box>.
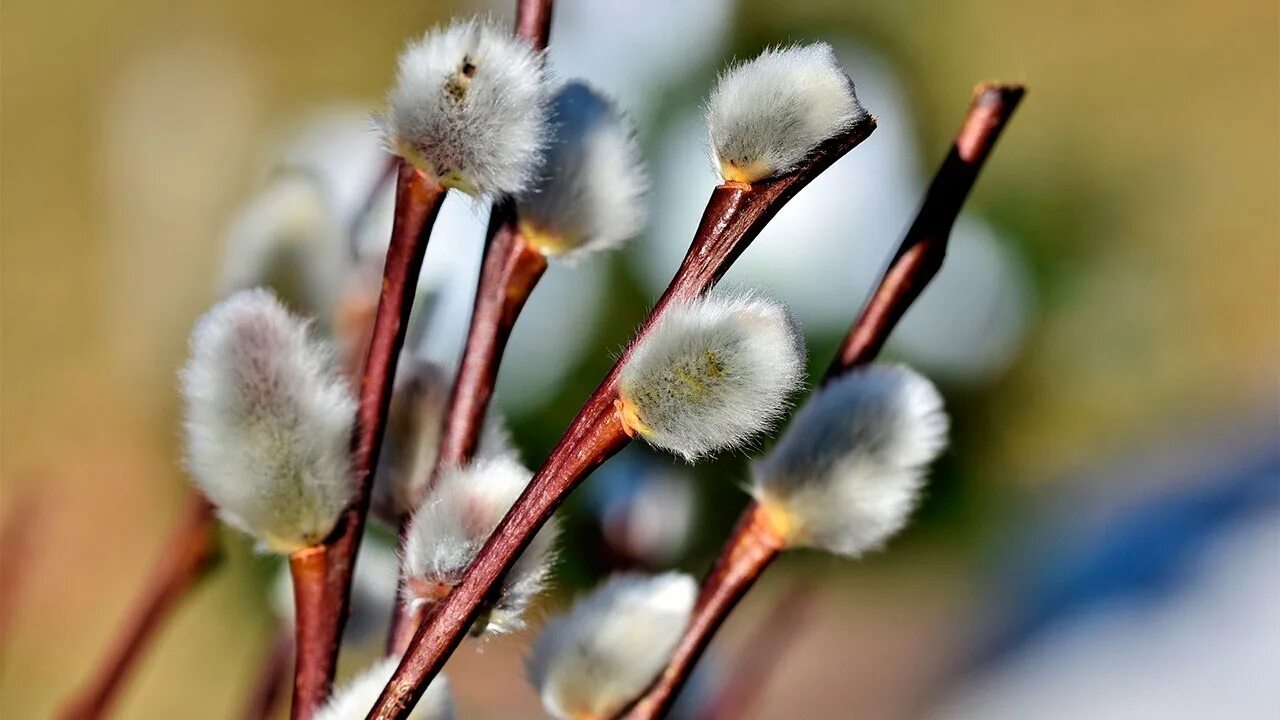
<box><xmin>828</xmin><ymin>83</ymin><xmax>1025</xmax><ymax>376</ymax></box>
<box><xmin>381</xmin><ymin>0</ymin><xmax>558</xmax><ymax>659</ymax></box>
<box><xmin>697</xmin><ymin>583</ymin><xmax>818</xmax><ymax>720</ymax></box>
<box><xmin>621</xmin><ymin>83</ymin><xmax>1025</xmax><ymax>720</ymax></box>
<box><xmin>58</xmin><ymin>494</ymin><xmax>220</xmax><ymax>720</ymax></box>
<box><xmin>289</xmin><ymin>162</ymin><xmax>446</xmax><ymax>720</ymax></box>
<box><xmin>515</xmin><ymin>0</ymin><xmax>555</xmax><ymax>50</ymax></box>
<box><xmin>386</xmin><ymin>202</ymin><xmax>547</xmax><ymax>656</ymax></box>
<box><xmin>365</xmin><ymin>118</ymin><xmax>877</xmax><ymax>720</ymax></box>
<box><xmin>622</xmin><ymin>503</ymin><xmax>784</xmax><ymax>720</ymax></box>
<box><xmin>241</xmin><ymin>626</ymin><xmax>293</xmax><ymax>720</ymax></box>
<box><xmin>289</xmin><ymin>546</ymin><xmax>333</xmax><ymax>719</ymax></box>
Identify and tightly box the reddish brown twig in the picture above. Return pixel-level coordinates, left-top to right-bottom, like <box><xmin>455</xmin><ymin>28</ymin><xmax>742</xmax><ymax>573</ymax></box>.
<box><xmin>0</xmin><ymin>489</ymin><xmax>41</xmax><ymax>643</ymax></box>
<box><xmin>619</xmin><ymin>83</ymin><xmax>1024</xmax><ymax>720</ymax></box>
<box><xmin>829</xmin><ymin>83</ymin><xmax>1025</xmax><ymax>376</ymax></box>
<box><xmin>620</xmin><ymin>503</ymin><xmax>784</xmax><ymax>720</ymax></box>
<box><xmin>58</xmin><ymin>493</ymin><xmax>220</xmax><ymax>720</ymax></box>
<box><xmin>366</xmin><ymin>117</ymin><xmax>877</xmax><ymax>719</ymax></box>
<box><xmin>288</xmin><ymin>162</ymin><xmax>446</xmax><ymax>720</ymax></box>
<box><xmin>386</xmin><ymin>203</ymin><xmax>547</xmax><ymax>655</ymax></box>
<box><xmin>515</xmin><ymin>0</ymin><xmax>555</xmax><ymax>51</ymax></box>
<box><xmin>698</xmin><ymin>583</ymin><xmax>819</xmax><ymax>720</ymax></box>
<box><xmin>383</xmin><ymin>0</ymin><xmax>556</xmax><ymax>657</ymax></box>
<box><xmin>241</xmin><ymin>626</ymin><xmax>293</xmax><ymax>720</ymax></box>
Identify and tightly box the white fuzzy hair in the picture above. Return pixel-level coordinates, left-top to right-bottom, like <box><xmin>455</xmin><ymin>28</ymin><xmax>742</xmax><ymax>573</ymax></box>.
<box><xmin>517</xmin><ymin>81</ymin><xmax>648</xmax><ymax>261</ymax></box>
<box><xmin>402</xmin><ymin>456</ymin><xmax>558</xmax><ymax>635</ymax></box>
<box><xmin>218</xmin><ymin>169</ymin><xmax>346</xmax><ymax>324</ymax></box>
<box><xmin>370</xmin><ymin>357</ymin><xmax>512</xmax><ymax>526</ymax></box>
<box><xmin>527</xmin><ymin>572</ymin><xmax>696</xmax><ymax>720</ymax></box>
<box><xmin>752</xmin><ymin>364</ymin><xmax>949</xmax><ymax>557</ymax></box>
<box><xmin>618</xmin><ymin>288</ymin><xmax>806</xmax><ymax>462</ymax></box>
<box><xmin>706</xmin><ymin>43</ymin><xmax>867</xmax><ymax>184</ymax></box>
<box><xmin>181</xmin><ymin>289</ymin><xmax>355</xmax><ymax>553</ymax></box>
<box><xmin>384</xmin><ymin>17</ymin><xmax>549</xmax><ymax>197</ymax></box>
<box><xmin>315</xmin><ymin>657</ymin><xmax>453</xmax><ymax>720</ymax></box>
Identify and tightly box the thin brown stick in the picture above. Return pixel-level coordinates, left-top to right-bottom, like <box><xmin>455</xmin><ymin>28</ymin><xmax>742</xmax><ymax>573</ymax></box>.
<box><xmin>289</xmin><ymin>546</ymin><xmax>332</xmax><ymax>718</ymax></box>
<box><xmin>386</xmin><ymin>203</ymin><xmax>547</xmax><ymax>655</ymax></box>
<box><xmin>697</xmin><ymin>583</ymin><xmax>818</xmax><ymax>720</ymax></box>
<box><xmin>366</xmin><ymin>117</ymin><xmax>877</xmax><ymax>720</ymax></box>
<box><xmin>829</xmin><ymin>83</ymin><xmax>1025</xmax><ymax>376</ymax></box>
<box><xmin>289</xmin><ymin>162</ymin><xmax>446</xmax><ymax>720</ymax></box>
<box><xmin>382</xmin><ymin>0</ymin><xmax>557</xmax><ymax>659</ymax></box>
<box><xmin>58</xmin><ymin>494</ymin><xmax>220</xmax><ymax>720</ymax></box>
<box><xmin>620</xmin><ymin>83</ymin><xmax>1025</xmax><ymax>720</ymax></box>
<box><xmin>241</xmin><ymin>626</ymin><xmax>293</xmax><ymax>720</ymax></box>
<box><xmin>0</xmin><ymin>489</ymin><xmax>40</xmax><ymax>643</ymax></box>
<box><xmin>515</xmin><ymin>0</ymin><xmax>555</xmax><ymax>50</ymax></box>
<box><xmin>620</xmin><ymin>503</ymin><xmax>783</xmax><ymax>720</ymax></box>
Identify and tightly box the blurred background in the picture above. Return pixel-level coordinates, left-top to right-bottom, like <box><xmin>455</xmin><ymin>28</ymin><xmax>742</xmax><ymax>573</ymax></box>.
<box><xmin>2</xmin><ymin>0</ymin><xmax>1277</xmax><ymax>717</ymax></box>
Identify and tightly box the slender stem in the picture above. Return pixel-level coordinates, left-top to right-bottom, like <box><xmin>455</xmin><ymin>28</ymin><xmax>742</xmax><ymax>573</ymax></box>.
<box><xmin>619</xmin><ymin>503</ymin><xmax>783</xmax><ymax>720</ymax></box>
<box><xmin>0</xmin><ymin>489</ymin><xmax>40</xmax><ymax>643</ymax></box>
<box><xmin>440</xmin><ymin>204</ymin><xmax>548</xmax><ymax>475</ymax></box>
<box><xmin>623</xmin><ymin>83</ymin><xmax>1025</xmax><ymax>720</ymax></box>
<box><xmin>383</xmin><ymin>0</ymin><xmax>557</xmax><ymax>658</ymax></box>
<box><xmin>57</xmin><ymin>493</ymin><xmax>220</xmax><ymax>720</ymax></box>
<box><xmin>515</xmin><ymin>0</ymin><xmax>555</xmax><ymax>49</ymax></box>
<box><xmin>696</xmin><ymin>583</ymin><xmax>818</xmax><ymax>720</ymax></box>
<box><xmin>289</xmin><ymin>546</ymin><xmax>332</xmax><ymax>718</ymax></box>
<box><xmin>365</xmin><ymin>118</ymin><xmax>877</xmax><ymax>720</ymax></box>
<box><xmin>828</xmin><ymin>83</ymin><xmax>1025</xmax><ymax>377</ymax></box>
<box><xmin>242</xmin><ymin>626</ymin><xmax>294</xmax><ymax>720</ymax></box>
<box><xmin>289</xmin><ymin>162</ymin><xmax>446</xmax><ymax>720</ymax></box>
<box><xmin>386</xmin><ymin>202</ymin><xmax>547</xmax><ymax>655</ymax></box>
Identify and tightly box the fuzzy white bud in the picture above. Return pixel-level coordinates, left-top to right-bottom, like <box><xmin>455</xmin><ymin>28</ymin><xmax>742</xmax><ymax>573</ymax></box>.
<box><xmin>517</xmin><ymin>81</ymin><xmax>648</xmax><ymax>260</ymax></box>
<box><xmin>752</xmin><ymin>364</ymin><xmax>949</xmax><ymax>557</ymax></box>
<box><xmin>219</xmin><ymin>170</ymin><xmax>346</xmax><ymax>323</ymax></box>
<box><xmin>315</xmin><ymin>657</ymin><xmax>453</xmax><ymax>720</ymax></box>
<box><xmin>370</xmin><ymin>357</ymin><xmax>512</xmax><ymax>525</ymax></box>
<box><xmin>528</xmin><ymin>573</ymin><xmax>696</xmax><ymax>720</ymax></box>
<box><xmin>181</xmin><ymin>289</ymin><xmax>355</xmax><ymax>553</ymax></box>
<box><xmin>707</xmin><ymin>43</ymin><xmax>867</xmax><ymax>183</ymax></box>
<box><xmin>618</xmin><ymin>289</ymin><xmax>806</xmax><ymax>462</ymax></box>
<box><xmin>384</xmin><ymin>17</ymin><xmax>550</xmax><ymax>197</ymax></box>
<box><xmin>402</xmin><ymin>456</ymin><xmax>558</xmax><ymax>635</ymax></box>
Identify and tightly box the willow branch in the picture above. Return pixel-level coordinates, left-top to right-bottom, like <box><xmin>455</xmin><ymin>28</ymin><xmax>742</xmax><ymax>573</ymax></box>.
<box><xmin>698</xmin><ymin>583</ymin><xmax>818</xmax><ymax>720</ymax></box>
<box><xmin>380</xmin><ymin>0</ymin><xmax>558</xmax><ymax>658</ymax></box>
<box><xmin>620</xmin><ymin>83</ymin><xmax>1024</xmax><ymax>720</ymax></box>
<box><xmin>58</xmin><ymin>494</ymin><xmax>220</xmax><ymax>720</ymax></box>
<box><xmin>515</xmin><ymin>0</ymin><xmax>554</xmax><ymax>50</ymax></box>
<box><xmin>828</xmin><ymin>83</ymin><xmax>1025</xmax><ymax>376</ymax></box>
<box><xmin>0</xmin><ymin>489</ymin><xmax>40</xmax><ymax>643</ymax></box>
<box><xmin>241</xmin><ymin>626</ymin><xmax>293</xmax><ymax>720</ymax></box>
<box><xmin>365</xmin><ymin>117</ymin><xmax>877</xmax><ymax>720</ymax></box>
<box><xmin>386</xmin><ymin>202</ymin><xmax>547</xmax><ymax>655</ymax></box>
<box><xmin>288</xmin><ymin>161</ymin><xmax>446</xmax><ymax>720</ymax></box>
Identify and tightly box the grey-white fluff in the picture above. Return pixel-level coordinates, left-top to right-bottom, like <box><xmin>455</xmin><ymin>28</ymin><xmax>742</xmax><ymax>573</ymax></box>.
<box><xmin>314</xmin><ymin>657</ymin><xmax>453</xmax><ymax>720</ymax></box>
<box><xmin>384</xmin><ymin>17</ymin><xmax>550</xmax><ymax>197</ymax></box>
<box><xmin>181</xmin><ymin>289</ymin><xmax>355</xmax><ymax>553</ymax></box>
<box><xmin>706</xmin><ymin>42</ymin><xmax>867</xmax><ymax>183</ymax></box>
<box><xmin>402</xmin><ymin>456</ymin><xmax>558</xmax><ymax>635</ymax></box>
<box><xmin>752</xmin><ymin>363</ymin><xmax>949</xmax><ymax>557</ymax></box>
<box><xmin>218</xmin><ymin>169</ymin><xmax>346</xmax><ymax>324</ymax></box>
<box><xmin>369</xmin><ymin>356</ymin><xmax>512</xmax><ymax>526</ymax></box>
<box><xmin>618</xmin><ymin>288</ymin><xmax>806</xmax><ymax>462</ymax></box>
<box><xmin>528</xmin><ymin>572</ymin><xmax>696</xmax><ymax>720</ymax></box>
<box><xmin>516</xmin><ymin>81</ymin><xmax>647</xmax><ymax>260</ymax></box>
